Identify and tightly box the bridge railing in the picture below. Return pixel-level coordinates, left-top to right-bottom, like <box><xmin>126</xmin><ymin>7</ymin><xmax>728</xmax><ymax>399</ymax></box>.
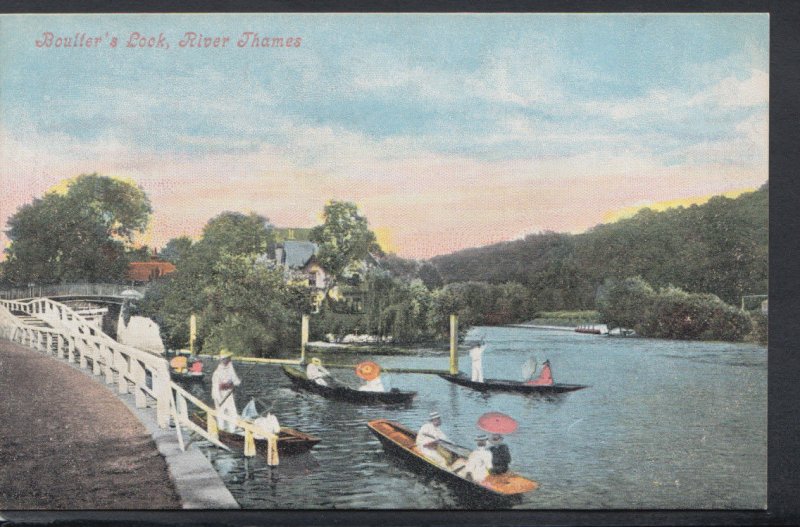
<box><xmin>0</xmin><ymin>296</ymin><xmax>281</xmax><ymax>463</ymax></box>
<box><xmin>1</xmin><ymin>297</ymin><xmax>172</xmax><ymax>427</ymax></box>
<box><xmin>0</xmin><ymin>283</ymin><xmax>148</xmax><ymax>300</ymax></box>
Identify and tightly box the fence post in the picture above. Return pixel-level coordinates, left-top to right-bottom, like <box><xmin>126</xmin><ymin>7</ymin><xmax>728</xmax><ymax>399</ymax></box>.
<box><xmin>131</xmin><ymin>360</ymin><xmax>148</xmax><ymax>408</ymax></box>
<box><xmin>91</xmin><ymin>341</ymin><xmax>102</xmax><ymax>376</ymax></box>
<box><xmin>155</xmin><ymin>363</ymin><xmax>172</xmax><ymax>429</ymax></box>
<box><xmin>116</xmin><ymin>350</ymin><xmax>129</xmax><ymax>394</ymax></box>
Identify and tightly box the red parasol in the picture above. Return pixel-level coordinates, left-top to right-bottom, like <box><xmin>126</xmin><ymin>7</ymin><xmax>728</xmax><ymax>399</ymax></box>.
<box><xmin>477</xmin><ymin>412</ymin><xmax>518</xmax><ymax>434</ymax></box>
<box><xmin>355</xmin><ymin>361</ymin><xmax>381</xmax><ymax>381</ymax></box>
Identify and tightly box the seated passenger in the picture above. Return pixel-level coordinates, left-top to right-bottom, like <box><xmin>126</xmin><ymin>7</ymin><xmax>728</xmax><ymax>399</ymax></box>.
<box><xmin>358</xmin><ymin>374</ymin><xmax>385</xmax><ymax>392</ymax></box>
<box><xmin>452</xmin><ymin>434</ymin><xmax>493</xmax><ymax>483</ymax></box>
<box><xmin>306</xmin><ymin>357</ymin><xmax>332</xmax><ymax>386</ymax></box>
<box><xmin>526</xmin><ymin>359</ymin><xmax>554</xmax><ymax>386</ymax></box>
<box><xmin>416</xmin><ymin>412</ymin><xmax>449</xmax><ymax>467</ymax></box>
<box><xmin>488</xmin><ymin>434</ymin><xmax>512</xmax><ymax>475</ymax></box>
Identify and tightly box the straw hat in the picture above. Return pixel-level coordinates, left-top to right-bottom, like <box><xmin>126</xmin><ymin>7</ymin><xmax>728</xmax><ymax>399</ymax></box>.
<box><xmin>475</xmin><ymin>434</ymin><xmax>489</xmax><ymax>443</ymax></box>
<box><xmin>311</xmin><ymin>357</ymin><xmax>322</xmax><ymax>366</ymax></box>
<box><xmin>219</xmin><ymin>349</ymin><xmax>233</xmax><ymax>359</ymax></box>
<box><xmin>429</xmin><ymin>411</ymin><xmax>441</xmax><ymax>421</ymax></box>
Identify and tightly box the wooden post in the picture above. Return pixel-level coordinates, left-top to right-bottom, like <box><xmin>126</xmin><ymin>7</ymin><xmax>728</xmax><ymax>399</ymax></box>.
<box><xmin>449</xmin><ymin>314</ymin><xmax>458</xmax><ymax>375</ymax></box>
<box><xmin>301</xmin><ymin>314</ymin><xmax>309</xmax><ymax>363</ymax></box>
<box><xmin>189</xmin><ymin>314</ymin><xmax>197</xmax><ymax>354</ymax></box>
<box><xmin>103</xmin><ymin>346</ymin><xmax>114</xmax><ymax>385</ymax></box>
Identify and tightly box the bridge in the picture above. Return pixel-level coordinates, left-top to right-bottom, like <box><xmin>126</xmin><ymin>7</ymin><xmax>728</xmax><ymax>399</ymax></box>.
<box><xmin>0</xmin><ymin>282</ymin><xmax>148</xmax><ymax>302</ymax></box>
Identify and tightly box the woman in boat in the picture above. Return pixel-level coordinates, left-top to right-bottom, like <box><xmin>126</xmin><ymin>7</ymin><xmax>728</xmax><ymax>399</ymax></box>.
<box><xmin>306</xmin><ymin>357</ymin><xmax>333</xmax><ymax>386</ymax></box>
<box><xmin>488</xmin><ymin>434</ymin><xmax>512</xmax><ymax>475</ymax></box>
<box><xmin>526</xmin><ymin>359</ymin><xmax>554</xmax><ymax>386</ymax></box>
<box><xmin>358</xmin><ymin>374</ymin><xmax>385</xmax><ymax>392</ymax></box>
<box><xmin>452</xmin><ymin>434</ymin><xmax>492</xmax><ymax>483</ymax></box>
<box><xmin>416</xmin><ymin>412</ymin><xmax>450</xmax><ymax>467</ymax></box>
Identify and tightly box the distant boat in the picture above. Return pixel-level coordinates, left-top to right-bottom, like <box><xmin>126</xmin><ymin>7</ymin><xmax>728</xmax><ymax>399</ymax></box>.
<box><xmin>367</xmin><ymin>419</ymin><xmax>538</xmax><ymax>503</ymax></box>
<box><xmin>438</xmin><ymin>373</ymin><xmax>588</xmax><ymax>395</ymax></box>
<box><xmin>281</xmin><ymin>365</ymin><xmax>416</xmax><ymax>405</ymax></box>
<box><xmin>575</xmin><ymin>324</ymin><xmax>602</xmax><ymax>335</ymax></box>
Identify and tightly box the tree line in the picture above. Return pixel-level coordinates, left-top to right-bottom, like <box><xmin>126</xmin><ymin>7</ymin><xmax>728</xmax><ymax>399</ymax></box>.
<box><xmin>1</xmin><ymin>174</ymin><xmax>767</xmax><ymax>350</ymax></box>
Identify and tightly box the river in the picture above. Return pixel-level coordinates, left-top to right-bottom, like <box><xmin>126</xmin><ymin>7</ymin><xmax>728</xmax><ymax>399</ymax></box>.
<box><xmin>182</xmin><ymin>326</ymin><xmax>766</xmax><ymax>509</ymax></box>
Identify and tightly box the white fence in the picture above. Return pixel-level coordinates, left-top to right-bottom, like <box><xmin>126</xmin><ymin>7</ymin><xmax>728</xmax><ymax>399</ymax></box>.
<box><xmin>0</xmin><ymin>297</ymin><xmax>281</xmax><ymax>464</ymax></box>
<box><xmin>1</xmin><ymin>297</ymin><xmax>173</xmax><ymax>427</ymax></box>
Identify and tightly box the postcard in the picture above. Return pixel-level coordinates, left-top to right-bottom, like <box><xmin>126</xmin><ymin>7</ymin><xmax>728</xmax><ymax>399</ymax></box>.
<box><xmin>0</xmin><ymin>13</ymin><xmax>768</xmax><ymax>514</ymax></box>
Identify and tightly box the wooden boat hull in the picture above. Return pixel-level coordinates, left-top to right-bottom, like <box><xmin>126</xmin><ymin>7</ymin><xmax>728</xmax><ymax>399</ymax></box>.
<box><xmin>438</xmin><ymin>373</ymin><xmax>587</xmax><ymax>394</ymax></box>
<box><xmin>190</xmin><ymin>413</ymin><xmax>320</xmax><ymax>456</ymax></box>
<box><xmin>171</xmin><ymin>371</ymin><xmax>205</xmax><ymax>383</ymax></box>
<box><xmin>367</xmin><ymin>419</ymin><xmax>538</xmax><ymax>501</ymax></box>
<box><xmin>282</xmin><ymin>365</ymin><xmax>416</xmax><ymax>405</ymax></box>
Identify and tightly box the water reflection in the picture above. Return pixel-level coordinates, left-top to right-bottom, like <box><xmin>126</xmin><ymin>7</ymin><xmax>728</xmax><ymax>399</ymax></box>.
<box><xmin>184</xmin><ymin>326</ymin><xmax>766</xmax><ymax>509</ymax></box>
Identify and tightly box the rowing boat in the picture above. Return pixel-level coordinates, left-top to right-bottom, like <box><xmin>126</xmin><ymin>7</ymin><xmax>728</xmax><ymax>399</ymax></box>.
<box><xmin>189</xmin><ymin>413</ymin><xmax>321</xmax><ymax>456</ymax></box>
<box><xmin>367</xmin><ymin>419</ymin><xmax>538</xmax><ymax>501</ymax></box>
<box><xmin>282</xmin><ymin>365</ymin><xmax>416</xmax><ymax>405</ymax></box>
<box><xmin>438</xmin><ymin>373</ymin><xmax>587</xmax><ymax>394</ymax></box>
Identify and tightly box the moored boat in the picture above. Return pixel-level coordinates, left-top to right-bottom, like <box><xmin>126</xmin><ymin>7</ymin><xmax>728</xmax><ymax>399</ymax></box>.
<box><xmin>281</xmin><ymin>365</ymin><xmax>416</xmax><ymax>405</ymax></box>
<box><xmin>189</xmin><ymin>412</ymin><xmax>321</xmax><ymax>456</ymax></box>
<box><xmin>367</xmin><ymin>419</ymin><xmax>538</xmax><ymax>501</ymax></box>
<box><xmin>438</xmin><ymin>373</ymin><xmax>587</xmax><ymax>394</ymax></box>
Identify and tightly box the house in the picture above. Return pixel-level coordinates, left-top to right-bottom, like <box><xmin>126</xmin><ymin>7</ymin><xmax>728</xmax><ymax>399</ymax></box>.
<box><xmin>127</xmin><ymin>260</ymin><xmax>176</xmax><ymax>283</ymax></box>
<box><xmin>274</xmin><ymin>240</ymin><xmax>329</xmax><ymax>290</ymax></box>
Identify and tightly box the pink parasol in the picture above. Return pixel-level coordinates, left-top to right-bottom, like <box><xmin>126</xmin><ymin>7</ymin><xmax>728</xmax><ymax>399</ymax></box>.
<box><xmin>477</xmin><ymin>412</ymin><xmax>518</xmax><ymax>434</ymax></box>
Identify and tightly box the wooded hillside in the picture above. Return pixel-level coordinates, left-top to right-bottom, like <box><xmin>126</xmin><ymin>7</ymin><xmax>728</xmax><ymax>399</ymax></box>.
<box><xmin>431</xmin><ymin>184</ymin><xmax>768</xmax><ymax>309</ymax></box>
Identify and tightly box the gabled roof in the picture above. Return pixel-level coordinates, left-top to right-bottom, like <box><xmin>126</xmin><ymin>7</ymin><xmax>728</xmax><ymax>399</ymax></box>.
<box><xmin>282</xmin><ymin>240</ymin><xmax>318</xmax><ymax>269</ymax></box>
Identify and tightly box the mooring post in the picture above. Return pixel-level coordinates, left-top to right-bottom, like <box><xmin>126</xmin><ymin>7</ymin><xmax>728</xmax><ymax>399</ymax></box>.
<box><xmin>301</xmin><ymin>314</ymin><xmax>309</xmax><ymax>364</ymax></box>
<box><xmin>449</xmin><ymin>314</ymin><xmax>458</xmax><ymax>374</ymax></box>
<box><xmin>189</xmin><ymin>313</ymin><xmax>197</xmax><ymax>354</ymax></box>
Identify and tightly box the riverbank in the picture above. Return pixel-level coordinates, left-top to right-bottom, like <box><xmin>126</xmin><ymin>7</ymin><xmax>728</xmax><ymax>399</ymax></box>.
<box><xmin>0</xmin><ymin>339</ymin><xmax>181</xmax><ymax>509</ymax></box>
<box><xmin>306</xmin><ymin>341</ymin><xmax>449</xmax><ymax>355</ymax></box>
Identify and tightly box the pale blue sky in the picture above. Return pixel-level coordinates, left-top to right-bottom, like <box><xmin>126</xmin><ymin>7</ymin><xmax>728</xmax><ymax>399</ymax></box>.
<box><xmin>0</xmin><ymin>14</ymin><xmax>769</xmax><ymax>257</ymax></box>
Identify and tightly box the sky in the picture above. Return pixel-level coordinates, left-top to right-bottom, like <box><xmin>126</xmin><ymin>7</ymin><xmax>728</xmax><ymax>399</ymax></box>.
<box><xmin>0</xmin><ymin>14</ymin><xmax>769</xmax><ymax>259</ymax></box>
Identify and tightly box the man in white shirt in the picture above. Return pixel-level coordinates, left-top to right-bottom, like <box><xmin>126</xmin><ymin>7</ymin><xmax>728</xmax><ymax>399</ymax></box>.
<box><xmin>469</xmin><ymin>339</ymin><xmax>486</xmax><ymax>382</ymax></box>
<box><xmin>453</xmin><ymin>434</ymin><xmax>493</xmax><ymax>483</ymax></box>
<box><xmin>306</xmin><ymin>357</ymin><xmax>332</xmax><ymax>386</ymax></box>
<box><xmin>415</xmin><ymin>412</ymin><xmax>449</xmax><ymax>466</ymax></box>
<box><xmin>211</xmin><ymin>349</ymin><xmax>241</xmax><ymax>433</ymax></box>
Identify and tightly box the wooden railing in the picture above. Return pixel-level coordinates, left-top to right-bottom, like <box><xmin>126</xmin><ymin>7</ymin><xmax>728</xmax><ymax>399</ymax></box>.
<box><xmin>0</xmin><ymin>297</ymin><xmax>281</xmax><ymax>464</ymax></box>
<box><xmin>1</xmin><ymin>297</ymin><xmax>173</xmax><ymax>427</ymax></box>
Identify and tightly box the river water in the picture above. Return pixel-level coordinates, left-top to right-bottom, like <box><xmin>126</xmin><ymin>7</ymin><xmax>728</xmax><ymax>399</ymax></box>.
<box><xmin>183</xmin><ymin>326</ymin><xmax>766</xmax><ymax>509</ymax></box>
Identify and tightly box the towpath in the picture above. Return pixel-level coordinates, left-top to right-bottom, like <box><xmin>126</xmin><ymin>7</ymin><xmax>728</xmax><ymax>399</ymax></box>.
<box><xmin>0</xmin><ymin>339</ymin><xmax>181</xmax><ymax>509</ymax></box>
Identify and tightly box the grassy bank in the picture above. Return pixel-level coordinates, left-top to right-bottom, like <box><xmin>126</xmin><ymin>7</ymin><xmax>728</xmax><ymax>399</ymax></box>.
<box><xmin>529</xmin><ymin>310</ymin><xmax>600</xmax><ymax>327</ymax></box>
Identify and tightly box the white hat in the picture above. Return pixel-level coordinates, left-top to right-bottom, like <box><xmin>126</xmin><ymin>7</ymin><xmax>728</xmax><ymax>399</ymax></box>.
<box><xmin>429</xmin><ymin>411</ymin><xmax>441</xmax><ymax>421</ymax></box>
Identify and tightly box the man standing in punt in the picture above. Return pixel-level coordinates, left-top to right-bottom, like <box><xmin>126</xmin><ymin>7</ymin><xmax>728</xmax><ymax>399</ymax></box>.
<box><xmin>211</xmin><ymin>348</ymin><xmax>241</xmax><ymax>433</ymax></box>
<box><xmin>416</xmin><ymin>411</ymin><xmax>450</xmax><ymax>467</ymax></box>
<box><xmin>470</xmin><ymin>338</ymin><xmax>486</xmax><ymax>382</ymax></box>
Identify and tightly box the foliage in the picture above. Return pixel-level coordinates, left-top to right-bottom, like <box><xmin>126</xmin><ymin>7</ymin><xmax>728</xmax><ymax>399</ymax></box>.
<box><xmin>159</xmin><ymin>236</ymin><xmax>193</xmax><ymax>264</ymax></box>
<box><xmin>597</xmin><ymin>277</ymin><xmax>752</xmax><ymax>341</ymax></box>
<box><xmin>431</xmin><ymin>185</ymin><xmax>768</xmax><ymax>309</ymax></box>
<box><xmin>310</xmin><ymin>201</ymin><xmax>382</xmax><ymax>286</ymax></box>
<box><xmin>140</xmin><ymin>212</ymin><xmax>307</xmax><ymax>356</ymax></box>
<box><xmin>2</xmin><ymin>174</ymin><xmax>152</xmax><ymax>285</ymax></box>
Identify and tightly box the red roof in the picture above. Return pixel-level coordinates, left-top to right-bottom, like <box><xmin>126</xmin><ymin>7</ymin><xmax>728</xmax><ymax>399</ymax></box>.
<box><xmin>127</xmin><ymin>261</ymin><xmax>176</xmax><ymax>282</ymax></box>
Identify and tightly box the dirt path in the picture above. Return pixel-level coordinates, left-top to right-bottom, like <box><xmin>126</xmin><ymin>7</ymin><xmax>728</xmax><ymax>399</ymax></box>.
<box><xmin>0</xmin><ymin>339</ymin><xmax>181</xmax><ymax>509</ymax></box>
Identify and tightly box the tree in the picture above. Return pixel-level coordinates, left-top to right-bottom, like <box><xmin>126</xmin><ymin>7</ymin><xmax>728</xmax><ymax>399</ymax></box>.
<box><xmin>310</xmin><ymin>201</ymin><xmax>382</xmax><ymax>300</ymax></box>
<box><xmin>159</xmin><ymin>236</ymin><xmax>193</xmax><ymax>264</ymax></box>
<box><xmin>3</xmin><ymin>174</ymin><xmax>152</xmax><ymax>285</ymax></box>
<box><xmin>596</xmin><ymin>276</ymin><xmax>656</xmax><ymax>333</ymax></box>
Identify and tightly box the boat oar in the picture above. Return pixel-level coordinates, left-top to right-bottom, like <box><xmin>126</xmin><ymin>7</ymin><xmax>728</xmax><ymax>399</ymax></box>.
<box><xmin>419</xmin><ymin>433</ymin><xmax>472</xmax><ymax>458</ymax></box>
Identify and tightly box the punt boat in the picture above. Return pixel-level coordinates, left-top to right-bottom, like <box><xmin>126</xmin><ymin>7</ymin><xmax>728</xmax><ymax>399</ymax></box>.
<box><xmin>438</xmin><ymin>372</ymin><xmax>587</xmax><ymax>394</ymax></box>
<box><xmin>190</xmin><ymin>412</ymin><xmax>321</xmax><ymax>456</ymax></box>
<box><xmin>367</xmin><ymin>419</ymin><xmax>538</xmax><ymax>502</ymax></box>
<box><xmin>281</xmin><ymin>365</ymin><xmax>416</xmax><ymax>405</ymax></box>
